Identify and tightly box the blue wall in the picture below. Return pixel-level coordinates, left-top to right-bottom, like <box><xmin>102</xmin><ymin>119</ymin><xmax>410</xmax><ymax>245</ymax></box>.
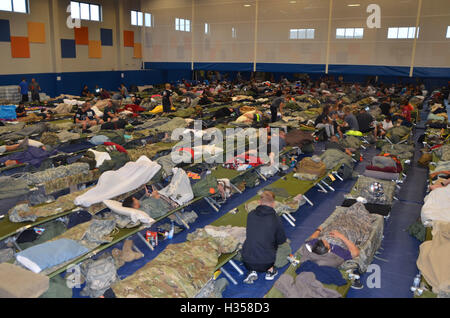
<box><xmin>0</xmin><ymin>70</ymin><xmax>167</xmax><ymax>97</ymax></box>
<box><xmin>144</xmin><ymin>62</ymin><xmax>450</xmax><ymax>91</ymax></box>
<box><xmin>0</xmin><ymin>62</ymin><xmax>448</xmax><ymax>98</ymax></box>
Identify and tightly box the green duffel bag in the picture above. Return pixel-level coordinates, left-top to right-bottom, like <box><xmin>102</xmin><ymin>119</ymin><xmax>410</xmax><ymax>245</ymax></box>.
<box><xmin>192</xmin><ymin>174</ymin><xmax>219</xmax><ymax>197</ymax></box>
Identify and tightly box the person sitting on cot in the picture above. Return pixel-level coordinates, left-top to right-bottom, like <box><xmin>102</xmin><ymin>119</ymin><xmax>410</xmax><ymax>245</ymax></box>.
<box><xmin>74</xmin><ymin>102</ymin><xmax>104</xmax><ymax>132</ymax></box>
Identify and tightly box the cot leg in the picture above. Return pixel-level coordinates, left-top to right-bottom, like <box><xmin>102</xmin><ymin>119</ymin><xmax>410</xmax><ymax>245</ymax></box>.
<box><xmin>137</xmin><ymin>232</ymin><xmax>154</xmax><ymax>251</ymax></box>
<box><xmin>230</xmin><ymin>182</ymin><xmax>242</xmax><ymax>194</ymax></box>
<box><xmin>316</xmin><ymin>183</ymin><xmax>328</xmax><ymax>193</ymax></box>
<box><xmin>321</xmin><ymin>180</ymin><xmax>335</xmax><ymax>192</ymax></box>
<box><xmin>221</xmin><ymin>267</ymin><xmax>238</xmax><ymax>285</ymax></box>
<box><xmin>256</xmin><ymin>170</ymin><xmax>267</xmax><ymax>181</ymax></box>
<box><xmin>282</xmin><ymin>214</ymin><xmax>296</xmax><ymax>227</ymax></box>
<box><xmin>229</xmin><ymin>260</ymin><xmax>244</xmax><ymax>276</ymax></box>
<box><xmin>393</xmin><ymin>196</ymin><xmax>399</xmax><ymax>201</ymax></box>
<box><xmin>174</xmin><ymin>212</ymin><xmax>190</xmax><ymax>230</ymax></box>
<box><xmin>303</xmin><ymin>195</ymin><xmax>314</xmax><ymax>206</ymax></box>
<box><xmin>204</xmin><ymin>197</ymin><xmax>220</xmax><ymax>212</ymax></box>
<box><xmin>361</xmin><ymin>144</ymin><xmax>367</xmax><ymax>150</ymax></box>
<box><xmin>285</xmin><ymin>213</ymin><xmax>296</xmax><ymax>222</ymax></box>
<box><xmin>333</xmin><ymin>171</ymin><xmax>344</xmax><ymax>181</ymax></box>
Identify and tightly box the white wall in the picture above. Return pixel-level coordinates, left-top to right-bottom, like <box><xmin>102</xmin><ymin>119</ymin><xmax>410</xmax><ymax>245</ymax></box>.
<box><xmin>141</xmin><ymin>0</ymin><xmax>450</xmax><ymax>69</ymax></box>
<box><xmin>0</xmin><ymin>0</ymin><xmax>144</xmax><ymax>75</ymax></box>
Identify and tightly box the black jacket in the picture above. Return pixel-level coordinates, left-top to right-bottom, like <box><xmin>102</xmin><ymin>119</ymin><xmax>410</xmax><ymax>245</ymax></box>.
<box><xmin>242</xmin><ymin>205</ymin><xmax>287</xmax><ymax>265</ymax></box>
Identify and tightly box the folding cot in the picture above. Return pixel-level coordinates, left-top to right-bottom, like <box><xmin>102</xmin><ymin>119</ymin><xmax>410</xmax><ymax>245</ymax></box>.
<box><xmin>264</xmin><ymin>202</ymin><xmax>385</xmax><ymax>298</ymax></box>
<box><xmin>196</xmin><ymin>163</ymin><xmax>344</xmax><ymax>287</ymax></box>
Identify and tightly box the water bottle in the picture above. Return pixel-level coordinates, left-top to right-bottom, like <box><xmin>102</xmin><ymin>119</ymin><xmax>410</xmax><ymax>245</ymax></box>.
<box><xmin>413</xmin><ymin>275</ymin><xmax>421</xmax><ymax>288</ymax></box>
<box><xmin>168</xmin><ymin>221</ymin><xmax>174</xmax><ymax>240</ymax></box>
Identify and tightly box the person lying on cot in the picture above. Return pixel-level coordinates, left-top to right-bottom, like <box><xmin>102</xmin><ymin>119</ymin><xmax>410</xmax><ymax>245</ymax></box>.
<box><xmin>305</xmin><ymin>226</ymin><xmax>360</xmax><ymax>263</ymax></box>
<box><xmin>212</xmin><ymin>107</ymin><xmax>237</xmax><ymax>121</ymax></box>
<box><xmin>325</xmin><ymin>136</ymin><xmax>354</xmax><ymax>156</ymax></box>
<box><xmin>242</xmin><ymin>190</ymin><xmax>287</xmax><ymax>284</ymax></box>
<box><xmin>0</xmin><ymin>139</ymin><xmax>60</xmax><ymax>168</ymax></box>
<box><xmin>235</xmin><ymin>110</ymin><xmax>266</xmax><ymax>125</ymax></box>
<box><xmin>0</xmin><ymin>137</ymin><xmax>29</xmax><ymax>155</ymax></box>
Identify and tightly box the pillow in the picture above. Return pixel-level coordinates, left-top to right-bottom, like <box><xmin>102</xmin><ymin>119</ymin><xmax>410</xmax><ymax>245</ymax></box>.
<box><xmin>103</xmin><ymin>200</ymin><xmax>155</xmax><ymax>225</ymax></box>
<box><xmin>16</xmin><ymin>239</ymin><xmax>89</xmax><ymax>273</ymax></box>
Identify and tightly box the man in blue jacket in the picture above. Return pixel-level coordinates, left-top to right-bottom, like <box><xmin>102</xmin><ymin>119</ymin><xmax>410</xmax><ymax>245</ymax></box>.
<box><xmin>242</xmin><ymin>190</ymin><xmax>287</xmax><ymax>284</ymax></box>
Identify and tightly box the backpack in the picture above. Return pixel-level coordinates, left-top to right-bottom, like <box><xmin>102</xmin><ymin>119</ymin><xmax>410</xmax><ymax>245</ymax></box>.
<box><xmin>80</xmin><ymin>255</ymin><xmax>118</xmax><ymax>298</ymax></box>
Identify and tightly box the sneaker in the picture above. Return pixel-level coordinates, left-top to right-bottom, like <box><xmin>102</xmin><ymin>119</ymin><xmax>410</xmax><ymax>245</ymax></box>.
<box><xmin>265</xmin><ymin>268</ymin><xmax>278</xmax><ymax>281</ymax></box>
<box><xmin>351</xmin><ymin>279</ymin><xmax>364</xmax><ymax>290</ymax></box>
<box><xmin>243</xmin><ymin>271</ymin><xmax>258</xmax><ymax>284</ymax></box>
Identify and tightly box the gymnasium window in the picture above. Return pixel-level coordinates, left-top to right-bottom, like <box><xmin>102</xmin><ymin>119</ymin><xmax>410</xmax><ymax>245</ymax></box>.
<box><xmin>289</xmin><ymin>29</ymin><xmax>315</xmax><ymax>40</ymax></box>
<box><xmin>446</xmin><ymin>26</ymin><xmax>450</xmax><ymax>38</ymax></box>
<box><xmin>131</xmin><ymin>11</ymin><xmax>152</xmax><ymax>27</ymax></box>
<box><xmin>0</xmin><ymin>0</ymin><xmax>28</xmax><ymax>13</ymax></box>
<box><xmin>232</xmin><ymin>27</ymin><xmax>237</xmax><ymax>39</ymax></box>
<box><xmin>205</xmin><ymin>23</ymin><xmax>210</xmax><ymax>35</ymax></box>
<box><xmin>70</xmin><ymin>1</ymin><xmax>101</xmax><ymax>22</ymax></box>
<box><xmin>336</xmin><ymin>28</ymin><xmax>364</xmax><ymax>39</ymax></box>
<box><xmin>387</xmin><ymin>27</ymin><xmax>419</xmax><ymax>39</ymax></box>
<box><xmin>145</xmin><ymin>13</ymin><xmax>152</xmax><ymax>27</ymax></box>
<box><xmin>175</xmin><ymin>18</ymin><xmax>191</xmax><ymax>32</ymax></box>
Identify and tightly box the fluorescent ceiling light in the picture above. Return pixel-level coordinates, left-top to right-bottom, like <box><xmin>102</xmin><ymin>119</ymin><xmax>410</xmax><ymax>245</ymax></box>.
<box><xmin>347</xmin><ymin>4</ymin><xmax>361</xmax><ymax>7</ymax></box>
<box><xmin>244</xmin><ymin>4</ymin><xmax>251</xmax><ymax>7</ymax></box>
<box><xmin>289</xmin><ymin>1</ymin><xmax>297</xmax><ymax>3</ymax></box>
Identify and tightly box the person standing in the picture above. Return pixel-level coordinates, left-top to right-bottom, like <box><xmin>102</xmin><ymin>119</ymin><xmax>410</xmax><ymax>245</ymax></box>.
<box><xmin>270</xmin><ymin>91</ymin><xmax>286</xmax><ymax>123</ymax></box>
<box><xmin>242</xmin><ymin>190</ymin><xmax>287</xmax><ymax>284</ymax></box>
<box><xmin>18</xmin><ymin>78</ymin><xmax>29</xmax><ymax>103</ymax></box>
<box><xmin>29</xmin><ymin>78</ymin><xmax>41</xmax><ymax>102</ymax></box>
<box><xmin>162</xmin><ymin>83</ymin><xmax>174</xmax><ymax>113</ymax></box>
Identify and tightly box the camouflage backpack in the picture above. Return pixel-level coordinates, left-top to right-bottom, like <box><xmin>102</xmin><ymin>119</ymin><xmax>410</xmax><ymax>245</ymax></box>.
<box><xmin>80</xmin><ymin>255</ymin><xmax>118</xmax><ymax>298</ymax></box>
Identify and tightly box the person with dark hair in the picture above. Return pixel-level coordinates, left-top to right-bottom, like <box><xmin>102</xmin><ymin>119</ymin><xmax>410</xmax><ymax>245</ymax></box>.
<box><xmin>242</xmin><ymin>190</ymin><xmax>287</xmax><ymax>284</ymax></box>
<box><xmin>314</xmin><ymin>105</ymin><xmax>335</xmax><ymax>139</ymax></box>
<box><xmin>379</xmin><ymin>96</ymin><xmax>392</xmax><ymax>116</ymax></box>
<box><xmin>162</xmin><ymin>83</ymin><xmax>174</xmax><ymax>113</ymax></box>
<box><xmin>81</xmin><ymin>85</ymin><xmax>91</xmax><ymax>97</ymax></box>
<box><xmin>74</xmin><ymin>102</ymin><xmax>103</xmax><ymax>132</ymax></box>
<box><xmin>15</xmin><ymin>102</ymin><xmax>26</xmax><ymax>118</ymax></box>
<box><xmin>18</xmin><ymin>78</ymin><xmax>29</xmax><ymax>103</ymax></box>
<box><xmin>29</xmin><ymin>78</ymin><xmax>41</xmax><ymax>102</ymax></box>
<box><xmin>103</xmin><ymin>100</ymin><xmax>119</xmax><ymax>123</ymax></box>
<box><xmin>305</xmin><ymin>226</ymin><xmax>360</xmax><ymax>261</ymax></box>
<box><xmin>119</xmin><ymin>83</ymin><xmax>129</xmax><ymax>99</ymax></box>
<box><xmin>122</xmin><ymin>195</ymin><xmax>140</xmax><ymax>209</ymax></box>
<box><xmin>270</xmin><ymin>93</ymin><xmax>286</xmax><ymax>123</ymax></box>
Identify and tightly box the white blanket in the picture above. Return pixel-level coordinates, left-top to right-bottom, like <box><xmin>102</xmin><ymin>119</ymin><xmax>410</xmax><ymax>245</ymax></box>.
<box><xmin>421</xmin><ymin>186</ymin><xmax>450</xmax><ymax>226</ymax></box>
<box><xmin>74</xmin><ymin>156</ymin><xmax>161</xmax><ymax>207</ymax></box>
<box><xmin>159</xmin><ymin>168</ymin><xmax>193</xmax><ymax>205</ymax></box>
<box><xmin>88</xmin><ymin>149</ymin><xmax>111</xmax><ymax>168</ymax></box>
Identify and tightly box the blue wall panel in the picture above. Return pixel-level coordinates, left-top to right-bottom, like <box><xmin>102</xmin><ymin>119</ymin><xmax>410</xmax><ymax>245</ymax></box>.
<box><xmin>100</xmin><ymin>28</ymin><xmax>113</xmax><ymax>46</ymax></box>
<box><xmin>0</xmin><ymin>19</ymin><xmax>11</xmax><ymax>42</ymax></box>
<box><xmin>60</xmin><ymin>39</ymin><xmax>76</xmax><ymax>59</ymax></box>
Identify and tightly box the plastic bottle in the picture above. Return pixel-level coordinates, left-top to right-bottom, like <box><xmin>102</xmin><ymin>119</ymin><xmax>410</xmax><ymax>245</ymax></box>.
<box><xmin>413</xmin><ymin>275</ymin><xmax>421</xmax><ymax>288</ymax></box>
<box><xmin>168</xmin><ymin>221</ymin><xmax>174</xmax><ymax>240</ymax></box>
